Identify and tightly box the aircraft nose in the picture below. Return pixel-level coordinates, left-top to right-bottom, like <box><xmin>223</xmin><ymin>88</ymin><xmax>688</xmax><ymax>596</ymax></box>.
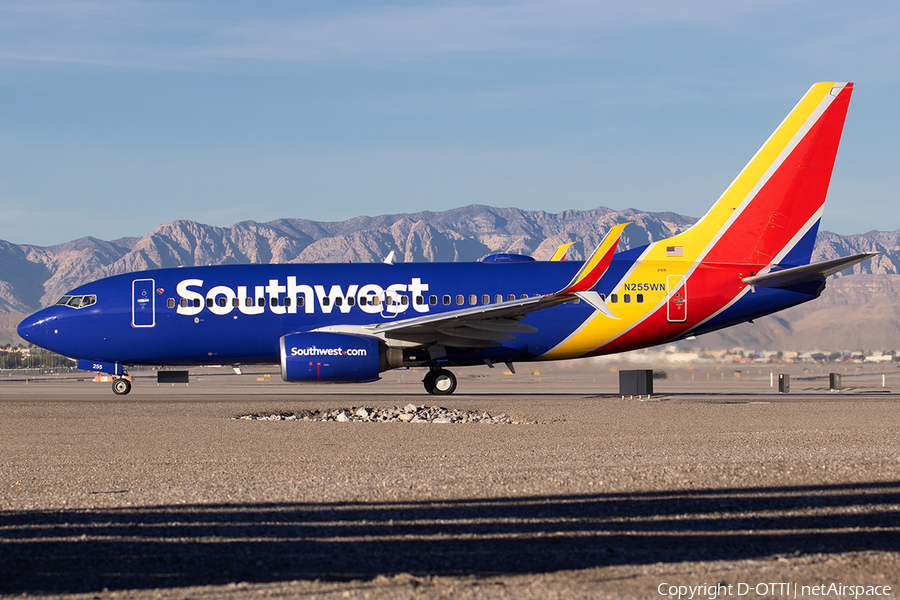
<box><xmin>17</xmin><ymin>310</ymin><xmax>60</xmax><ymax>348</ymax></box>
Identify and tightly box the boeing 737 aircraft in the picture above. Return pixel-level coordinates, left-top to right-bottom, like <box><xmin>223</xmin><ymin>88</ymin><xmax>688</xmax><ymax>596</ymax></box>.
<box><xmin>18</xmin><ymin>82</ymin><xmax>875</xmax><ymax>396</ymax></box>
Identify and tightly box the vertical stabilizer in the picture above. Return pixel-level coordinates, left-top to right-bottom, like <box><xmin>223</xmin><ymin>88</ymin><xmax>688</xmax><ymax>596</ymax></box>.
<box><xmin>684</xmin><ymin>82</ymin><xmax>853</xmax><ymax>267</ymax></box>
<box><xmin>541</xmin><ymin>83</ymin><xmax>855</xmax><ymax>360</ymax></box>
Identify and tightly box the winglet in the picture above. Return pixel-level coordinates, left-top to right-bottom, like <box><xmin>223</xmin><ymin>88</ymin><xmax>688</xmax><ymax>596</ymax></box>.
<box><xmin>549</xmin><ymin>243</ymin><xmax>575</xmax><ymax>262</ymax></box>
<box><xmin>558</xmin><ymin>223</ymin><xmax>629</xmax><ymax>295</ymax></box>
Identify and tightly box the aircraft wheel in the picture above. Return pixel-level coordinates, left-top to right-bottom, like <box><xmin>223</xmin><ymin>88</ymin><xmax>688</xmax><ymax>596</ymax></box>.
<box><xmin>422</xmin><ymin>370</ymin><xmax>436</xmax><ymax>393</ymax></box>
<box><xmin>112</xmin><ymin>378</ymin><xmax>132</xmax><ymax>396</ymax></box>
<box><xmin>423</xmin><ymin>369</ymin><xmax>457</xmax><ymax>395</ymax></box>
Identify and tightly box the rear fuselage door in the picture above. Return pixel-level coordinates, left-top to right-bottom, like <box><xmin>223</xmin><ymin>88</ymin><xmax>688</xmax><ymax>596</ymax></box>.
<box><xmin>666</xmin><ymin>275</ymin><xmax>687</xmax><ymax>323</ymax></box>
<box><xmin>132</xmin><ymin>278</ymin><xmax>156</xmax><ymax>328</ymax></box>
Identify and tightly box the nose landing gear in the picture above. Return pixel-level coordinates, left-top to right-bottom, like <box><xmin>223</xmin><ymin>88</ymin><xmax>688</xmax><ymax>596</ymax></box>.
<box><xmin>423</xmin><ymin>368</ymin><xmax>457</xmax><ymax>395</ymax></box>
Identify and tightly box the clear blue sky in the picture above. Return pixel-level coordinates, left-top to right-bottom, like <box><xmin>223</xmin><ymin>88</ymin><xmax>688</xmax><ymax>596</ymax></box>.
<box><xmin>1</xmin><ymin>1</ymin><xmax>897</xmax><ymax>246</ymax></box>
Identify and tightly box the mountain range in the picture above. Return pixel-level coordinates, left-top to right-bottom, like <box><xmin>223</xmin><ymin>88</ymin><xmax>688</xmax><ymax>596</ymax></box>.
<box><xmin>2</xmin><ymin>205</ymin><xmax>898</xmax><ymax>351</ymax></box>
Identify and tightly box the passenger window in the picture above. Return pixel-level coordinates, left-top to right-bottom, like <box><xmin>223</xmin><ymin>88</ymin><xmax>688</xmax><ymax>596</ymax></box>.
<box><xmin>469</xmin><ymin>295</ymin><xmax>477</xmax><ymax>305</ymax></box>
<box><xmin>637</xmin><ymin>294</ymin><xmax>644</xmax><ymax>303</ymax></box>
<box><xmin>206</xmin><ymin>298</ymin><xmax>213</xmax><ymax>308</ymax></box>
<box><xmin>232</xmin><ymin>298</ymin><xmax>239</xmax><ymax>307</ymax></box>
<box><xmin>167</xmin><ymin>298</ymin><xmax>175</xmax><ymax>309</ymax></box>
<box><xmin>610</xmin><ymin>294</ymin><xmax>618</xmax><ymax>303</ymax></box>
<box><xmin>270</xmin><ymin>297</ymin><xmax>277</xmax><ymax>307</ymax></box>
<box><xmin>443</xmin><ymin>295</ymin><xmax>451</xmax><ymax>305</ymax></box>
<box><xmin>456</xmin><ymin>295</ymin><xmax>464</xmax><ymax>305</ymax></box>
<box><xmin>507</xmin><ymin>294</ymin><xmax>515</xmax><ymax>302</ymax></box>
<box><xmin>335</xmin><ymin>297</ymin><xmax>343</xmax><ymax>307</ymax></box>
<box><xmin>429</xmin><ymin>295</ymin><xmax>437</xmax><ymax>305</ymax></box>
<box><xmin>372</xmin><ymin>296</ymin><xmax>380</xmax><ymax>306</ymax></box>
<box><xmin>521</xmin><ymin>294</ymin><xmax>528</xmax><ymax>299</ymax></box>
<box><xmin>180</xmin><ymin>298</ymin><xmax>188</xmax><ymax>308</ymax></box>
<box><xmin>194</xmin><ymin>298</ymin><xmax>201</xmax><ymax>308</ymax></box>
<box><xmin>284</xmin><ymin>297</ymin><xmax>292</xmax><ymax>307</ymax></box>
<box><xmin>322</xmin><ymin>297</ymin><xmax>330</xmax><ymax>306</ymax></box>
<box><xmin>347</xmin><ymin>297</ymin><xmax>355</xmax><ymax>306</ymax></box>
<box><xmin>298</xmin><ymin>296</ymin><xmax>305</xmax><ymax>307</ymax></box>
<box><xmin>624</xmin><ymin>294</ymin><xmax>631</xmax><ymax>303</ymax></box>
<box><xmin>482</xmin><ymin>294</ymin><xmax>490</xmax><ymax>305</ymax></box>
<box><xmin>495</xmin><ymin>294</ymin><xmax>502</xmax><ymax>303</ymax></box>
<box><xmin>218</xmin><ymin>297</ymin><xmax>227</xmax><ymax>307</ymax></box>
<box><xmin>599</xmin><ymin>294</ymin><xmax>606</xmax><ymax>301</ymax></box>
<box><xmin>245</xmin><ymin>298</ymin><xmax>253</xmax><ymax>307</ymax></box>
<box><xmin>415</xmin><ymin>296</ymin><xmax>424</xmax><ymax>305</ymax></box>
<box><xmin>401</xmin><ymin>296</ymin><xmax>409</xmax><ymax>306</ymax></box>
<box><xmin>257</xmin><ymin>298</ymin><xmax>265</xmax><ymax>307</ymax></box>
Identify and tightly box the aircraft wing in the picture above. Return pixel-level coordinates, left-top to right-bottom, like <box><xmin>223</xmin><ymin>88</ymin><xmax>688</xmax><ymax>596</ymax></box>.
<box><xmin>365</xmin><ymin>293</ymin><xmax>567</xmax><ymax>347</ymax></box>
<box><xmin>742</xmin><ymin>252</ymin><xmax>878</xmax><ymax>289</ymax></box>
<box><xmin>311</xmin><ymin>294</ymin><xmax>572</xmax><ymax>348</ymax></box>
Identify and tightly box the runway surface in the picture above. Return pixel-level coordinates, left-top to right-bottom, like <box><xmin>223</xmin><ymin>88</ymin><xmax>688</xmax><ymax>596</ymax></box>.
<box><xmin>1</xmin><ymin>363</ymin><xmax>898</xmax><ymax>599</ymax></box>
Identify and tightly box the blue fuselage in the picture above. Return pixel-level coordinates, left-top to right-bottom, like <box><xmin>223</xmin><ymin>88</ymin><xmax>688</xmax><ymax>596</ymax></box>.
<box><xmin>20</xmin><ymin>262</ymin><xmax>580</xmax><ymax>366</ymax></box>
<box><xmin>17</xmin><ymin>254</ymin><xmax>822</xmax><ymax>369</ymax></box>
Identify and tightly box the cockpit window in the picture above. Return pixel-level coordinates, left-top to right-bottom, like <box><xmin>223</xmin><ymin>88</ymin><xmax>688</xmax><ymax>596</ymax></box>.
<box><xmin>56</xmin><ymin>294</ymin><xmax>97</xmax><ymax>309</ymax></box>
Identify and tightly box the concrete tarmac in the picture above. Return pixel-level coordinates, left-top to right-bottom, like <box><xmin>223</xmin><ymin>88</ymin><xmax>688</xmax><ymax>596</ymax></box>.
<box><xmin>1</xmin><ymin>364</ymin><xmax>898</xmax><ymax>599</ymax></box>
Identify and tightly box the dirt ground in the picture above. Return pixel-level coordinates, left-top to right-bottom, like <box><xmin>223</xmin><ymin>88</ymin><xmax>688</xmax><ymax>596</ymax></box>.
<box><xmin>1</xmin><ymin>361</ymin><xmax>898</xmax><ymax>599</ymax></box>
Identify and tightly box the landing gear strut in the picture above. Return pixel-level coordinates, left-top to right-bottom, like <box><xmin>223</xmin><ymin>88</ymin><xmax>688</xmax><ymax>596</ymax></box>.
<box><xmin>423</xmin><ymin>368</ymin><xmax>457</xmax><ymax>395</ymax></box>
<box><xmin>112</xmin><ymin>377</ymin><xmax>132</xmax><ymax>396</ymax></box>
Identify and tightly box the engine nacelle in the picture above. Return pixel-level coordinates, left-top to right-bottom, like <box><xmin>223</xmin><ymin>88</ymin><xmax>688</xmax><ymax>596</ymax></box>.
<box><xmin>280</xmin><ymin>332</ymin><xmax>384</xmax><ymax>382</ymax></box>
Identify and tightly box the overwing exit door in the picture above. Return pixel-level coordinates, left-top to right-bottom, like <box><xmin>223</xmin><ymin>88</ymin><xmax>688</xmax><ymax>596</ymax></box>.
<box><xmin>132</xmin><ymin>279</ymin><xmax>156</xmax><ymax>328</ymax></box>
<box><xmin>666</xmin><ymin>275</ymin><xmax>687</xmax><ymax>323</ymax></box>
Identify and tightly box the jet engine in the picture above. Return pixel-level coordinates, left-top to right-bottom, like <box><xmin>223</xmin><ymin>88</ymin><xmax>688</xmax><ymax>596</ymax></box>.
<box><xmin>280</xmin><ymin>332</ymin><xmax>397</xmax><ymax>382</ymax></box>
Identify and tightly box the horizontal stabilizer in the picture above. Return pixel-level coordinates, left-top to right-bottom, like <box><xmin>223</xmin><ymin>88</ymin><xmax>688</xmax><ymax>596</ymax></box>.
<box><xmin>742</xmin><ymin>253</ymin><xmax>878</xmax><ymax>288</ymax></box>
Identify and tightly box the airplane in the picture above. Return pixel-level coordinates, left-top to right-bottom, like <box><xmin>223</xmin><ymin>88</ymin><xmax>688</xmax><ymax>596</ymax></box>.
<box><xmin>18</xmin><ymin>82</ymin><xmax>876</xmax><ymax>396</ymax></box>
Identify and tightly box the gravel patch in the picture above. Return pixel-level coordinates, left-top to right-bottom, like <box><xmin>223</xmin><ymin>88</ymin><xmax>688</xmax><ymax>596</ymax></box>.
<box><xmin>234</xmin><ymin>403</ymin><xmax>535</xmax><ymax>424</ymax></box>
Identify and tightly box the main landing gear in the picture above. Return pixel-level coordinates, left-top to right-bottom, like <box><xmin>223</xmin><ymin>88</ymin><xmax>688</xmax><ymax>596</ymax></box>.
<box><xmin>423</xmin><ymin>368</ymin><xmax>457</xmax><ymax>395</ymax></box>
<box><xmin>112</xmin><ymin>377</ymin><xmax>132</xmax><ymax>396</ymax></box>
